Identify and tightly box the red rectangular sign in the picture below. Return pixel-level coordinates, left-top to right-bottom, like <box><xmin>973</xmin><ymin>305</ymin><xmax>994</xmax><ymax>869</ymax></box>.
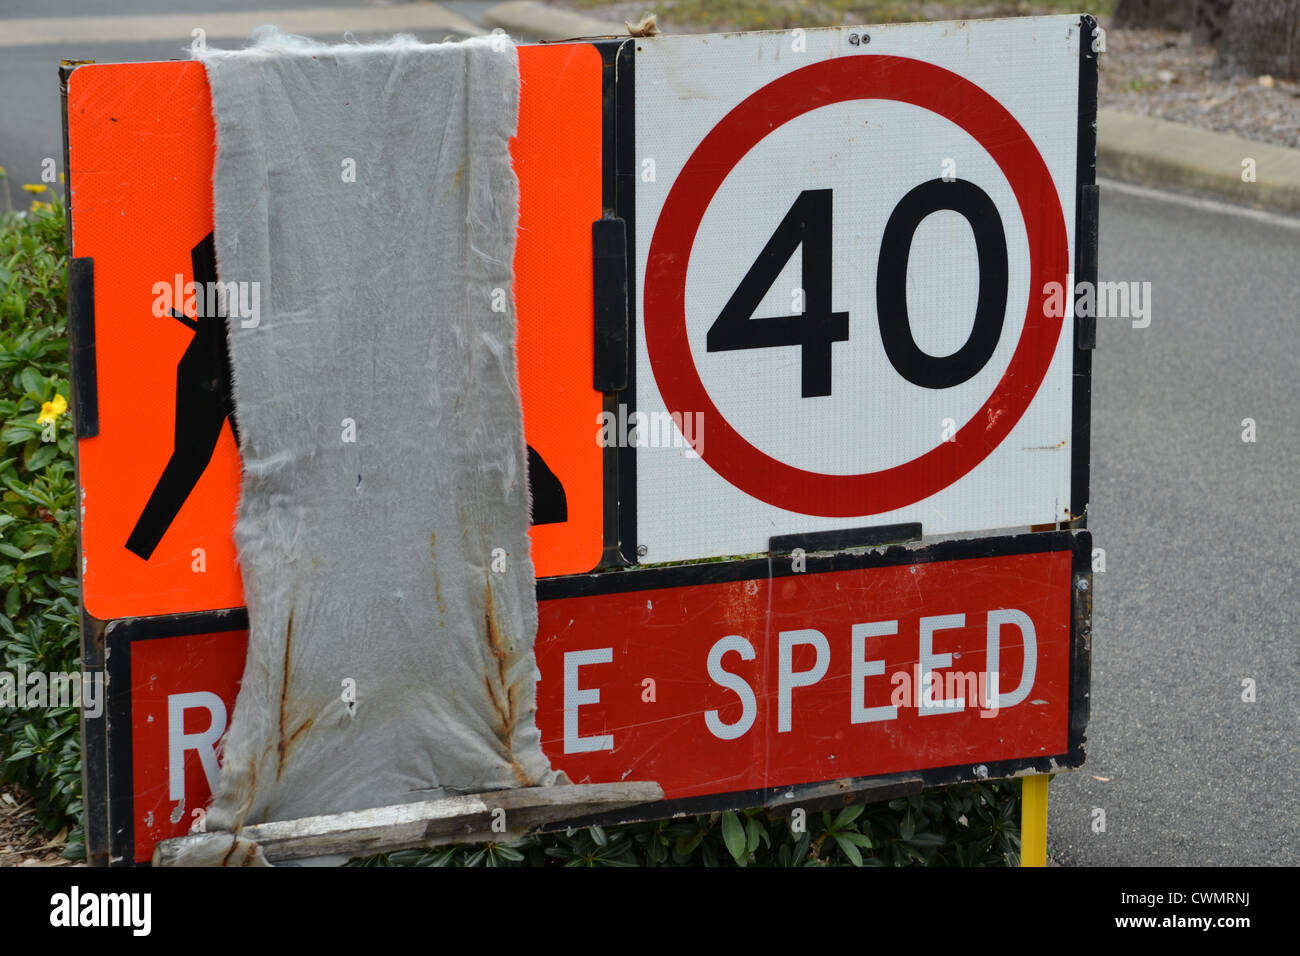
<box><xmin>105</xmin><ymin>532</ymin><xmax>1087</xmax><ymax>864</ymax></box>
<box><xmin>106</xmin><ymin>615</ymin><xmax>248</xmax><ymax>863</ymax></box>
<box><xmin>535</xmin><ymin>538</ymin><xmax>1078</xmax><ymax>798</ymax></box>
<box><xmin>127</xmin><ymin>630</ymin><xmax>247</xmax><ymax>859</ymax></box>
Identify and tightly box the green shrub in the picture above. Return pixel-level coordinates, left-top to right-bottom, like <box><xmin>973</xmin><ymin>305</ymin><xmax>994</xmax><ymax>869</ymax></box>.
<box><xmin>0</xmin><ymin>176</ymin><xmax>84</xmax><ymax>859</ymax></box>
<box><xmin>350</xmin><ymin>781</ymin><xmax>1023</xmax><ymax>867</ymax></box>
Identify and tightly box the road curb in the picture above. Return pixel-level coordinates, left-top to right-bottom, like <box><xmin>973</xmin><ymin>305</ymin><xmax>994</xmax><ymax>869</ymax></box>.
<box><xmin>1098</xmin><ymin>109</ymin><xmax>1300</xmax><ymax>215</ymax></box>
<box><xmin>0</xmin><ymin>7</ymin><xmax>485</xmax><ymax>47</ymax></box>
<box><xmin>485</xmin><ymin>1</ymin><xmax>626</xmax><ymax>40</ymax></box>
<box><xmin>486</xmin><ymin>4</ymin><xmax>1300</xmax><ymax>214</ymax></box>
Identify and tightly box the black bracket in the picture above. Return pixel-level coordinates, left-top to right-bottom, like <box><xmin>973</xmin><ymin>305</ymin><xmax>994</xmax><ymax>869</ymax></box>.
<box><xmin>1075</xmin><ymin>183</ymin><xmax>1099</xmax><ymax>351</ymax></box>
<box><xmin>67</xmin><ymin>256</ymin><xmax>99</xmax><ymax>438</ymax></box>
<box><xmin>592</xmin><ymin>215</ymin><xmax>629</xmax><ymax>392</ymax></box>
<box><xmin>769</xmin><ymin>522</ymin><xmax>923</xmax><ymax>557</ymax></box>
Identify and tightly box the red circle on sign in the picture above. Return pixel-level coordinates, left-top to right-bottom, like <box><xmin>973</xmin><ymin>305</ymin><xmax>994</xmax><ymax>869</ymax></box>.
<box><xmin>644</xmin><ymin>55</ymin><xmax>1070</xmax><ymax>518</ymax></box>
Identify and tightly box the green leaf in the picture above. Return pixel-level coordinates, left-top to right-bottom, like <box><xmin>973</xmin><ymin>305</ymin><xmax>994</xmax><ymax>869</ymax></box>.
<box><xmin>382</xmin><ymin>853</ymin><xmax>423</xmax><ymax>868</ymax></box>
<box><xmin>490</xmin><ymin>844</ymin><xmax>525</xmax><ymax>864</ymax></box>
<box><xmin>834</xmin><ymin>804</ymin><xmax>865</xmax><ymax>828</ymax></box>
<box><xmin>675</xmin><ymin>830</ymin><xmax>704</xmax><ymax>857</ymax></box>
<box><xmin>900</xmin><ymin>810</ymin><xmax>915</xmax><ymax>841</ymax></box>
<box><xmin>589</xmin><ymin>825</ymin><xmax>607</xmax><ymax>848</ymax></box>
<box><xmin>646</xmin><ymin>838</ymin><xmax>667</xmax><ymax>865</ymax></box>
<box><xmin>907</xmin><ymin>833</ymin><xmax>946</xmax><ymax>848</ymax></box>
<box><xmin>4</xmin><ymin>585</ymin><xmax>19</xmax><ymax>617</ymax></box>
<box><xmin>832</xmin><ymin>832</ymin><xmax>863</xmax><ymax>866</ymax></box>
<box><xmin>720</xmin><ymin>810</ymin><xmax>747</xmax><ymax>865</ymax></box>
<box><xmin>0</xmin><ymin>424</ymin><xmax>36</xmax><ymax>446</ymax></box>
<box><xmin>18</xmin><ymin>366</ymin><xmax>42</xmax><ymax>397</ymax></box>
<box><xmin>25</xmin><ymin>442</ymin><xmax>57</xmax><ymax>473</ymax></box>
<box><xmin>900</xmin><ymin>843</ymin><xmax>928</xmax><ymax>865</ymax></box>
<box><xmin>792</xmin><ymin>827</ymin><xmax>811</xmax><ymax>865</ymax></box>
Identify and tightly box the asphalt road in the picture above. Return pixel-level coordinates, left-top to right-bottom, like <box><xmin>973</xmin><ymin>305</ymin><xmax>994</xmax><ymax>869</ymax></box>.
<box><xmin>1049</xmin><ymin>181</ymin><xmax>1300</xmax><ymax>866</ymax></box>
<box><xmin>0</xmin><ymin>0</ymin><xmax>501</xmax><ymax>208</ymax></box>
<box><xmin>2</xmin><ymin>4</ymin><xmax>1297</xmax><ymax>867</ymax></box>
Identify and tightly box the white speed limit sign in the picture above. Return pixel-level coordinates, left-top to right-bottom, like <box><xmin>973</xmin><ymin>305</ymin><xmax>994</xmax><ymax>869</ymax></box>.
<box><xmin>630</xmin><ymin>17</ymin><xmax>1092</xmax><ymax>563</ymax></box>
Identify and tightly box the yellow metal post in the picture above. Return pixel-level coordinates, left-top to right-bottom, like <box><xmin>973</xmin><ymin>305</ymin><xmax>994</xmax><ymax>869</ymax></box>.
<box><xmin>1020</xmin><ymin>775</ymin><xmax>1049</xmax><ymax>867</ymax></box>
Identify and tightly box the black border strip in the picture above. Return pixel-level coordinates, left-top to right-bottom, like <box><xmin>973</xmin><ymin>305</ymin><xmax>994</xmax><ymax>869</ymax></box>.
<box><xmin>541</xmin><ymin>527</ymin><xmax>1077</xmax><ymax>599</ymax></box>
<box><xmin>594</xmin><ymin>38</ymin><xmax>636</xmax><ymax>570</ymax></box>
<box><xmin>63</xmin><ymin>61</ymin><xmax>110</xmax><ymax>866</ymax></box>
<box><xmin>612</xmin><ymin>39</ymin><xmax>637</xmax><ymax>566</ymax></box>
<box><xmin>1068</xmin><ymin>526</ymin><xmax>1093</xmax><ymax>753</ymax></box>
<box><xmin>104</xmin><ymin>608</ymin><xmax>249</xmax><ymax>867</ymax></box>
<box><xmin>1070</xmin><ymin>16</ymin><xmax>1099</xmax><ymax>527</ymax></box>
<box><xmin>770</xmin><ymin>521</ymin><xmax>921</xmax><ymax>556</ymax></box>
<box><xmin>61</xmin><ymin>64</ymin><xmax>100</xmax><ymax>438</ymax></box>
<box><xmin>595</xmin><ymin>39</ymin><xmax>621</xmax><ymax>572</ymax></box>
<box><xmin>78</xmin><ymin>616</ymin><xmax>109</xmax><ymax>866</ymax></box>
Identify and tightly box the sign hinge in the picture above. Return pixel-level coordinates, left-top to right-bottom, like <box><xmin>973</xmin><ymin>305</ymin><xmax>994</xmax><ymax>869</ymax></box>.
<box><xmin>592</xmin><ymin>215</ymin><xmax>629</xmax><ymax>392</ymax></box>
<box><xmin>68</xmin><ymin>256</ymin><xmax>99</xmax><ymax>437</ymax></box>
<box><xmin>1075</xmin><ymin>183</ymin><xmax>1099</xmax><ymax>351</ymax></box>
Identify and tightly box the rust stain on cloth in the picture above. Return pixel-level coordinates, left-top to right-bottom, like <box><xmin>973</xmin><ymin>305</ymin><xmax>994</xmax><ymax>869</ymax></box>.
<box><xmin>483</xmin><ymin>573</ymin><xmax>533</xmax><ymax>787</ymax></box>
<box><xmin>430</xmin><ymin>532</ymin><xmax>445</xmax><ymax>624</ymax></box>
<box><xmin>275</xmin><ymin>610</ymin><xmax>305</xmax><ymax>783</ymax></box>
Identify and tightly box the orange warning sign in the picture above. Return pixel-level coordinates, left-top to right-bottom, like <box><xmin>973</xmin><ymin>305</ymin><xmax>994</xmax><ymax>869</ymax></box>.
<box><xmin>514</xmin><ymin>43</ymin><xmax>606</xmax><ymax>584</ymax></box>
<box><xmin>67</xmin><ymin>46</ymin><xmax>606</xmax><ymax>623</ymax></box>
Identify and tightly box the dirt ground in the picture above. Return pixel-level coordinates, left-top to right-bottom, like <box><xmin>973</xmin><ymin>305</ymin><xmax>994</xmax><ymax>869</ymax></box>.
<box><xmin>1098</xmin><ymin>26</ymin><xmax>1300</xmax><ymax>149</ymax></box>
<box><xmin>0</xmin><ymin>787</ymin><xmax>78</xmax><ymax>867</ymax></box>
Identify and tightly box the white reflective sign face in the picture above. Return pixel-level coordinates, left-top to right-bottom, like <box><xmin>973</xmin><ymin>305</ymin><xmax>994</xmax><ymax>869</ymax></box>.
<box><xmin>633</xmin><ymin>17</ymin><xmax>1083</xmax><ymax>563</ymax></box>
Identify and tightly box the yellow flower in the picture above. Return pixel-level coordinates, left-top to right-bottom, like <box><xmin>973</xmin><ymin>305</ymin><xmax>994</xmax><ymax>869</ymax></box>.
<box><xmin>22</xmin><ymin>183</ymin><xmax>46</xmax><ymax>194</ymax></box>
<box><xmin>0</xmin><ymin>165</ymin><xmax>7</xmax><ymax>178</ymax></box>
<box><xmin>37</xmin><ymin>394</ymin><xmax>68</xmax><ymax>425</ymax></box>
<box><xmin>29</xmin><ymin>200</ymin><xmax>53</xmax><ymax>215</ymax></box>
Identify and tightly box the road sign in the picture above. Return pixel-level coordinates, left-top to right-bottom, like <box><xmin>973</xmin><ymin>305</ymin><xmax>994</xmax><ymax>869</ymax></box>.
<box><xmin>631</xmin><ymin>18</ymin><xmax>1091</xmax><ymax>563</ymax></box>
<box><xmin>69</xmin><ymin>24</ymin><xmax>1097</xmax><ymax>865</ymax></box>
<box><xmin>104</xmin><ymin>613</ymin><xmax>248</xmax><ymax>864</ymax></box>
<box><xmin>66</xmin><ymin>45</ymin><xmax>607</xmax><ymax>622</ymax></box>
<box><xmin>103</xmin><ymin>532</ymin><xmax>1089</xmax><ymax>864</ymax></box>
<box><xmin>536</xmin><ymin>531</ymin><xmax>1089</xmax><ymax>799</ymax></box>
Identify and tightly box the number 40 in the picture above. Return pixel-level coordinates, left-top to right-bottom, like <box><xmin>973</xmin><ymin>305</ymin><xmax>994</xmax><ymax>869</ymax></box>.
<box><xmin>706</xmin><ymin>181</ymin><xmax>1010</xmax><ymax>397</ymax></box>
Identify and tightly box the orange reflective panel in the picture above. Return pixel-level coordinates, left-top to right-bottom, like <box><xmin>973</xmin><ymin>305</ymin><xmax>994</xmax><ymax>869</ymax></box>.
<box><xmin>69</xmin><ymin>62</ymin><xmax>243</xmax><ymax>622</ymax></box>
<box><xmin>513</xmin><ymin>43</ymin><xmax>606</xmax><ymax>581</ymax></box>
<box><xmin>68</xmin><ymin>47</ymin><xmax>605</xmax><ymax>622</ymax></box>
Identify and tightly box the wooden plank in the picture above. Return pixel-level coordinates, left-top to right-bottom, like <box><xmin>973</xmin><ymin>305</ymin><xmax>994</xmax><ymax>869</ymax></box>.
<box><xmin>153</xmin><ymin>782</ymin><xmax>663</xmax><ymax>865</ymax></box>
